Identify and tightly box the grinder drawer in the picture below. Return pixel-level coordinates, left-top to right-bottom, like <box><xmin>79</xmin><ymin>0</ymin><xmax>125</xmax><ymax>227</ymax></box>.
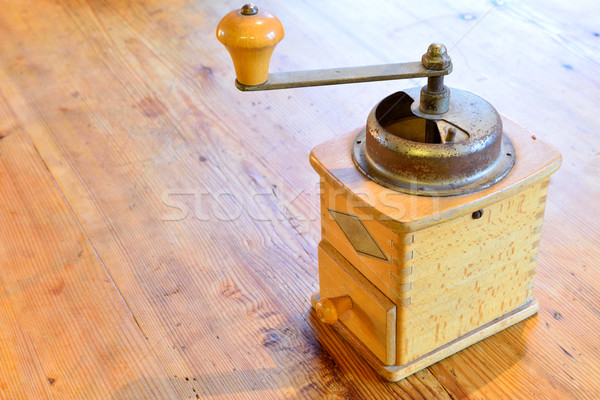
<box><xmin>318</xmin><ymin>241</ymin><xmax>396</xmax><ymax>365</ymax></box>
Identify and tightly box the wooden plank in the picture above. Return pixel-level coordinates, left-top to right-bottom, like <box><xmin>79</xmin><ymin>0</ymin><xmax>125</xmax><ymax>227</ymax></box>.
<box><xmin>0</xmin><ymin>1</ymin><xmax>345</xmax><ymax>399</ymax></box>
<box><xmin>0</xmin><ymin>0</ymin><xmax>598</xmax><ymax>398</ymax></box>
<box><xmin>0</xmin><ymin>74</ymin><xmax>178</xmax><ymax>398</ymax></box>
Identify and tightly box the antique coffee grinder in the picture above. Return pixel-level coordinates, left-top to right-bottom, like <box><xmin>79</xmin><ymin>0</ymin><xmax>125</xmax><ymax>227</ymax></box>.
<box><xmin>217</xmin><ymin>4</ymin><xmax>561</xmax><ymax>381</ymax></box>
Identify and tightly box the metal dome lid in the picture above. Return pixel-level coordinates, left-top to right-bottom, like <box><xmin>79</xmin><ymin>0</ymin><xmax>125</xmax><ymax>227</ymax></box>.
<box><xmin>352</xmin><ymin>86</ymin><xmax>515</xmax><ymax>197</ymax></box>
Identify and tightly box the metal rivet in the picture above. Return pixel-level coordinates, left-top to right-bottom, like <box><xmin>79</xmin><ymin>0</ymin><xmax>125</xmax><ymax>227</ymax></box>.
<box><xmin>241</xmin><ymin>4</ymin><xmax>258</xmax><ymax>15</ymax></box>
<box><xmin>472</xmin><ymin>209</ymin><xmax>483</xmax><ymax>219</ymax></box>
<box><xmin>446</xmin><ymin>127</ymin><xmax>457</xmax><ymax>142</ymax></box>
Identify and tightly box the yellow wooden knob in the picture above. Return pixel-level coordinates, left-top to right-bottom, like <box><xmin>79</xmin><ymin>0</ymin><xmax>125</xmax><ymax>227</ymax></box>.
<box><xmin>216</xmin><ymin>4</ymin><xmax>284</xmax><ymax>86</ymax></box>
<box><xmin>315</xmin><ymin>295</ymin><xmax>353</xmax><ymax>325</ymax></box>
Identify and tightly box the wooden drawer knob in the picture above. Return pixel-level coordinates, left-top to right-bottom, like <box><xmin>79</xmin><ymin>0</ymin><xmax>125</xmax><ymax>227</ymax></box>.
<box><xmin>216</xmin><ymin>4</ymin><xmax>284</xmax><ymax>86</ymax></box>
<box><xmin>315</xmin><ymin>295</ymin><xmax>353</xmax><ymax>325</ymax></box>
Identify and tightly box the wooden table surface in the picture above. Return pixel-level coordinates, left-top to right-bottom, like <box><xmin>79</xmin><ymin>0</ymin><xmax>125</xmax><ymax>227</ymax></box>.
<box><xmin>0</xmin><ymin>1</ymin><xmax>598</xmax><ymax>399</ymax></box>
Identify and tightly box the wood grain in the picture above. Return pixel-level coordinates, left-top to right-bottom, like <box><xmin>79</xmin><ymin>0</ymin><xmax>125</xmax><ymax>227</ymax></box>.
<box><xmin>0</xmin><ymin>68</ymin><xmax>179</xmax><ymax>399</ymax></box>
<box><xmin>0</xmin><ymin>0</ymin><xmax>598</xmax><ymax>398</ymax></box>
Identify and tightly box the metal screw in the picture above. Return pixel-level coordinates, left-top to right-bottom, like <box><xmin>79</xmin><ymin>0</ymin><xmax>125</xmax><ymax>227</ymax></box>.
<box><xmin>241</xmin><ymin>4</ymin><xmax>258</xmax><ymax>15</ymax></box>
<box><xmin>472</xmin><ymin>209</ymin><xmax>484</xmax><ymax>219</ymax></box>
